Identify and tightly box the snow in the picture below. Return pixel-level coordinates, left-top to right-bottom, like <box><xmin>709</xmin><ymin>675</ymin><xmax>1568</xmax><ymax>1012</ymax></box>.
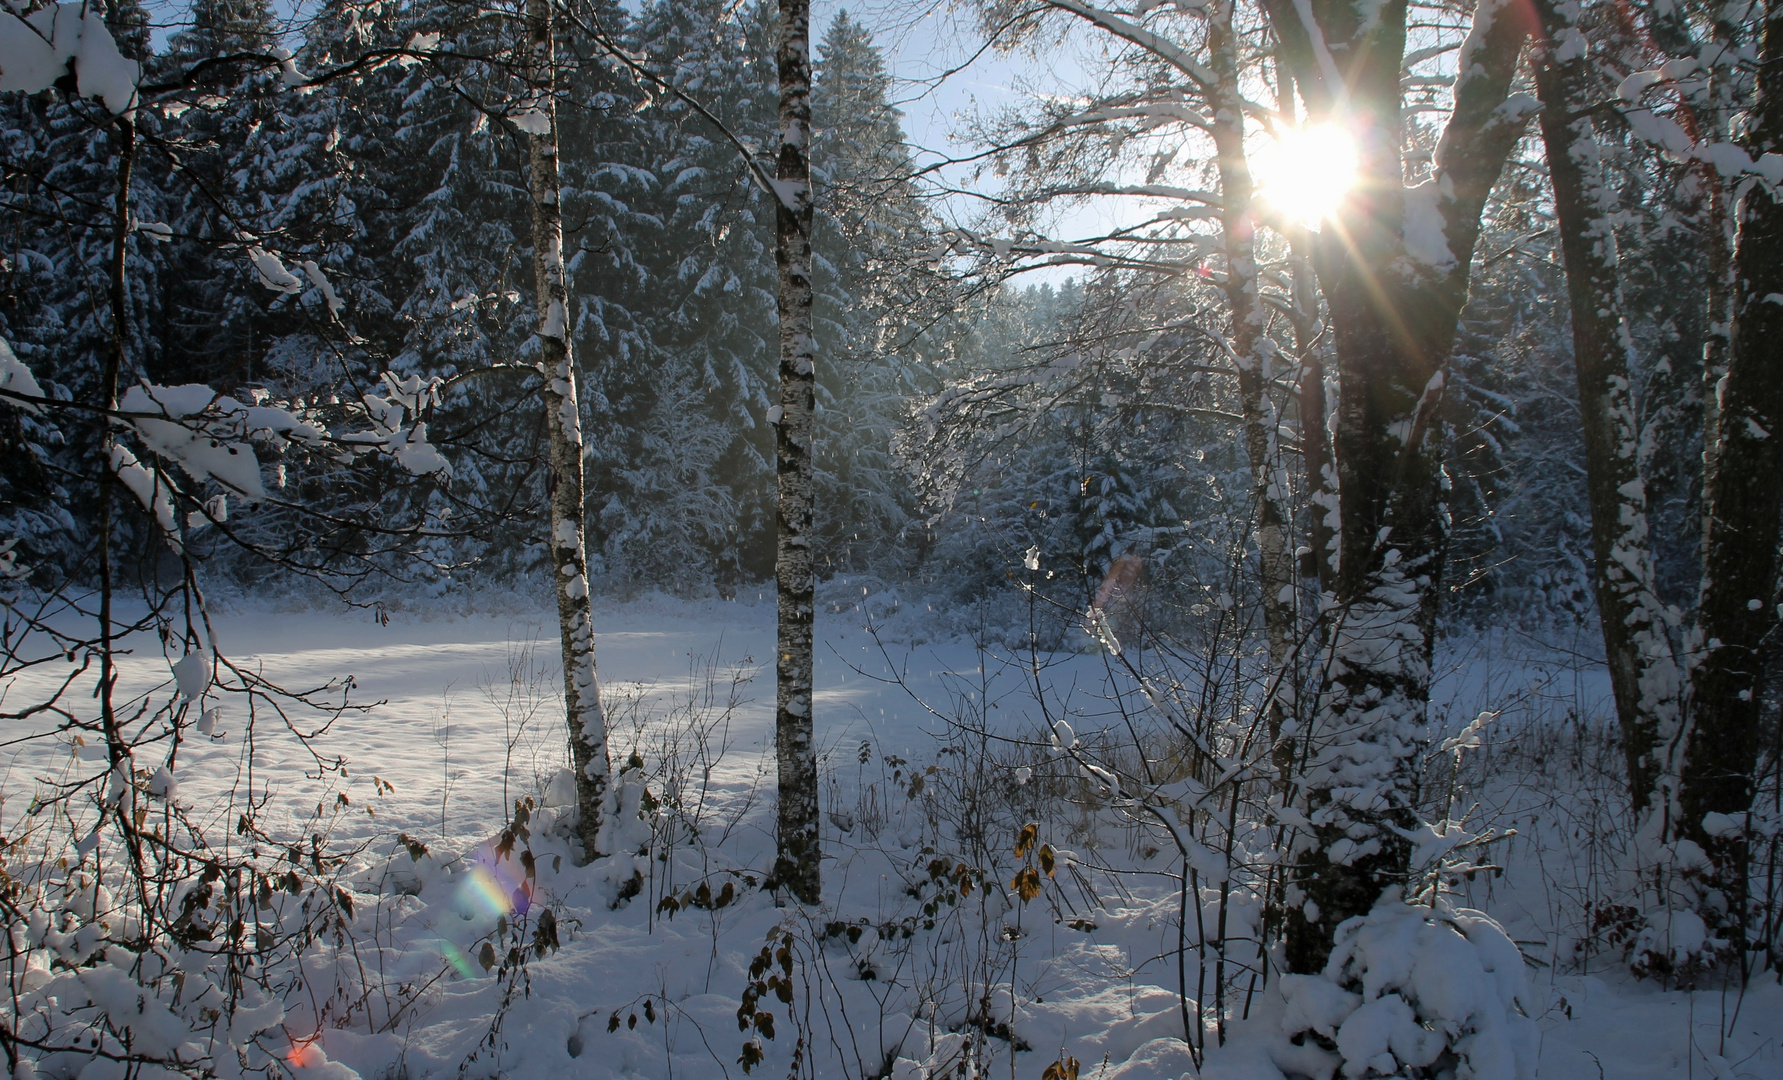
<box><xmin>1623</xmin><ymin>108</ymin><xmax>1695</xmax><ymax>157</ymax></box>
<box><xmin>767</xmin><ymin>177</ymin><xmax>811</xmax><ymax>213</ymax></box>
<box><xmin>271</xmin><ymin>45</ymin><xmax>303</xmax><ymax>88</ymax></box>
<box><xmin>511</xmin><ymin>109</ymin><xmax>552</xmax><ymax>136</ymax></box>
<box><xmin>69</xmin><ymin>9</ymin><xmax>135</xmax><ymax>113</ymax></box>
<box><xmin>1619</xmin><ymin>68</ymin><xmax>1669</xmax><ymax>102</ymax></box>
<box><xmin>1400</xmin><ymin>180</ymin><xmax>1454</xmax><ymax>270</ymax></box>
<box><xmin>1289</xmin><ymin>0</ymin><xmax>1348</xmax><ymax>107</ymax></box>
<box><xmin>1695</xmin><ymin>141</ymin><xmax>1755</xmax><ymax>177</ymax></box>
<box><xmin>171</xmin><ymin>649</ymin><xmax>210</xmax><ymax>702</ymax></box>
<box><xmin>250</xmin><ymin>247</ymin><xmax>306</xmax><ymax>294</ymax></box>
<box><xmin>0</xmin><ymin>334</ymin><xmax>44</xmax><ymax>412</ymax></box>
<box><xmin>1554</xmin><ymin>26</ymin><xmax>1588</xmax><ymax>62</ymax></box>
<box><xmin>109</xmin><ymin>443</ymin><xmax>178</xmax><ymax>538</ymax></box>
<box><xmin>0</xmin><ymin>5</ymin><xmax>138</xmax><ymax>113</ymax></box>
<box><xmin>392</xmin><ymin>420</ymin><xmax>449</xmax><ymax>474</ymax></box>
<box><xmin>541</xmin><ymin>298</ymin><xmax>567</xmax><ymax>340</ymax></box>
<box><xmin>122</xmin><ymin>385</ymin><xmax>271</xmax><ymax>501</ymax></box>
<box><xmin>300</xmin><ymin>260</ymin><xmax>345</xmax><ymax>315</ymax></box>
<box><xmin>1619</xmin><ymin>58</ymin><xmax>1700</xmax><ymax>101</ymax></box>
<box><xmin>1757</xmin><ymin>152</ymin><xmax>1783</xmax><ymax>187</ymax></box>
<box><xmin>1298</xmin><ymin>901</ymin><xmax>1539</xmax><ymax>1080</ymax></box>
<box><xmin>3</xmin><ymin>597</ymin><xmax>1780</xmax><ymax>1080</ymax></box>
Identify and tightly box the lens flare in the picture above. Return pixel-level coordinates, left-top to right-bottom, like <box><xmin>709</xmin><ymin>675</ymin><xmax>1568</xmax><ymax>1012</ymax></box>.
<box><xmin>460</xmin><ymin>864</ymin><xmax>515</xmax><ymax>919</ymax></box>
<box><xmin>454</xmin><ymin>849</ymin><xmax>532</xmax><ymax>922</ymax></box>
<box><xmin>1253</xmin><ymin>124</ymin><xmax>1358</xmax><ymax>226</ymax></box>
<box><xmin>437</xmin><ymin>936</ymin><xmax>478</xmax><ymax>979</ymax></box>
<box><xmin>288</xmin><ymin>1039</ymin><xmax>324</xmax><ymax>1069</ymax></box>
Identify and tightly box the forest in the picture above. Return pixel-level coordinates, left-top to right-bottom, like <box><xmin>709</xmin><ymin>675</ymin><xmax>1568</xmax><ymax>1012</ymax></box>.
<box><xmin>1</xmin><ymin>0</ymin><xmax>1781</xmax><ymax>1075</ymax></box>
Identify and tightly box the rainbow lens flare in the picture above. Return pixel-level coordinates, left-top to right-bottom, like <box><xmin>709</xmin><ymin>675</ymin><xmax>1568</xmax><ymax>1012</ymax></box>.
<box><xmin>455</xmin><ymin>848</ymin><xmax>532</xmax><ymax>921</ymax></box>
<box><xmin>437</xmin><ymin>936</ymin><xmax>478</xmax><ymax>979</ymax></box>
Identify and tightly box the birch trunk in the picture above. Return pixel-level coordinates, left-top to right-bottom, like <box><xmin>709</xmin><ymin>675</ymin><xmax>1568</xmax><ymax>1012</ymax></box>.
<box><xmin>1286</xmin><ymin>223</ymin><xmax>1336</xmax><ymax>796</ymax></box>
<box><xmin>524</xmin><ymin>0</ymin><xmax>609</xmax><ymax>862</ymax></box>
<box><xmin>1262</xmin><ymin>0</ymin><xmax>1530</xmax><ymax>972</ymax></box>
<box><xmin>1679</xmin><ymin>0</ymin><xmax>1783</xmax><ymax>949</ymax></box>
<box><xmin>1207</xmin><ymin>4</ymin><xmax>1297</xmax><ymax>775</ymax></box>
<box><xmin>1529</xmin><ymin>0</ymin><xmax>1683</xmax><ymax>826</ymax></box>
<box><xmin>772</xmin><ymin>0</ymin><xmax>820</xmax><ymax>904</ymax></box>
<box><xmin>1289</xmin><ymin>229</ymin><xmax>1337</xmax><ymax>600</ymax></box>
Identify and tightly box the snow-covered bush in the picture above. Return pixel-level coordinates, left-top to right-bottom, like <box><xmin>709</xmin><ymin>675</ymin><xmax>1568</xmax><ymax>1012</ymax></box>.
<box><xmin>1278</xmin><ymin>899</ymin><xmax>1538</xmax><ymax>1080</ymax></box>
<box><xmin>9</xmin><ymin>857</ymin><xmax>367</xmax><ymax>1080</ymax></box>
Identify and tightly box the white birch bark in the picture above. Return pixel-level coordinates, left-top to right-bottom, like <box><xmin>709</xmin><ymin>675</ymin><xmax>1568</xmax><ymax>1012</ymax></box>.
<box><xmin>772</xmin><ymin>0</ymin><xmax>820</xmax><ymax>904</ymax></box>
<box><xmin>1207</xmin><ymin>2</ymin><xmax>1298</xmax><ymax>772</ymax></box>
<box><xmin>523</xmin><ymin>0</ymin><xmax>608</xmax><ymax>861</ymax></box>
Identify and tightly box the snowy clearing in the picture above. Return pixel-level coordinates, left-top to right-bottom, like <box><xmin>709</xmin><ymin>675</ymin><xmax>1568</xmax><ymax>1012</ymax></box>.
<box><xmin>6</xmin><ymin>596</ymin><xmax>1773</xmax><ymax>1080</ymax></box>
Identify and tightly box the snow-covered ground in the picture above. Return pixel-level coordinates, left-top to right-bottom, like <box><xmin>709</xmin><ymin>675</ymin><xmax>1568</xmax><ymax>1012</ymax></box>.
<box><xmin>3</xmin><ymin>594</ymin><xmax>1779</xmax><ymax>1080</ymax></box>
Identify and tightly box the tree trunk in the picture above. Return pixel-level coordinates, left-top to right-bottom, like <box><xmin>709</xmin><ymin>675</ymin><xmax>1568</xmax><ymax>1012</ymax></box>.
<box><xmin>1262</xmin><ymin>0</ymin><xmax>1530</xmax><ymax>972</ymax></box>
<box><xmin>1699</xmin><ymin>186</ymin><xmax>1733</xmax><ymax>565</ymax></box>
<box><xmin>524</xmin><ymin>0</ymin><xmax>609</xmax><ymax>862</ymax></box>
<box><xmin>772</xmin><ymin>0</ymin><xmax>820</xmax><ymax>904</ymax></box>
<box><xmin>1680</xmin><ymin>0</ymin><xmax>1783</xmax><ymax>952</ymax></box>
<box><xmin>1289</xmin><ymin>228</ymin><xmax>1337</xmax><ymax>600</ymax></box>
<box><xmin>1529</xmin><ymin>0</ymin><xmax>1683</xmax><ymax>826</ymax></box>
<box><xmin>1282</xmin><ymin>224</ymin><xmax>1336</xmax><ymax>811</ymax></box>
<box><xmin>1208</xmin><ymin>5</ymin><xmax>1297</xmax><ymax>775</ymax></box>
<box><xmin>1642</xmin><ymin>0</ymin><xmax>1738</xmax><ymax>569</ymax></box>
<box><xmin>101</xmin><ymin>117</ymin><xmax>135</xmax><ymax>811</ymax></box>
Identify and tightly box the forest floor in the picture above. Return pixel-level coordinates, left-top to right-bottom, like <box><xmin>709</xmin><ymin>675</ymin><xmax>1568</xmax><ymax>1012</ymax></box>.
<box><xmin>4</xmin><ymin>590</ymin><xmax>1779</xmax><ymax>1080</ymax></box>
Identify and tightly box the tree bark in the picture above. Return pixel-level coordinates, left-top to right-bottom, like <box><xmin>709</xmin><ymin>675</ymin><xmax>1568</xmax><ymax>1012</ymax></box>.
<box><xmin>773</xmin><ymin>0</ymin><xmax>820</xmax><ymax>904</ymax></box>
<box><xmin>524</xmin><ymin>0</ymin><xmax>609</xmax><ymax>862</ymax></box>
<box><xmin>1699</xmin><ymin>186</ymin><xmax>1733</xmax><ymax>565</ymax></box>
<box><xmin>1640</xmin><ymin>0</ymin><xmax>1738</xmax><ymax>571</ymax></box>
<box><xmin>1529</xmin><ymin>0</ymin><xmax>1683</xmax><ymax>826</ymax></box>
<box><xmin>1207</xmin><ymin>4</ymin><xmax>1298</xmax><ymax>779</ymax></box>
<box><xmin>1679</xmin><ymin>0</ymin><xmax>1783</xmax><ymax>951</ymax></box>
<box><xmin>1284</xmin><ymin>224</ymin><xmax>1336</xmax><ymax>807</ymax></box>
<box><xmin>1289</xmin><ymin>228</ymin><xmax>1337</xmax><ymax>600</ymax></box>
<box><xmin>1262</xmin><ymin>0</ymin><xmax>1530</xmax><ymax>972</ymax></box>
<box><xmin>101</xmin><ymin>117</ymin><xmax>135</xmax><ymax>806</ymax></box>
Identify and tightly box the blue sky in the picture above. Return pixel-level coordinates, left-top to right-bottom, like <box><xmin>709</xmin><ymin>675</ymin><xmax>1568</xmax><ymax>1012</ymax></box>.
<box><xmin>829</xmin><ymin>0</ymin><xmax>1120</xmax><ymax>279</ymax></box>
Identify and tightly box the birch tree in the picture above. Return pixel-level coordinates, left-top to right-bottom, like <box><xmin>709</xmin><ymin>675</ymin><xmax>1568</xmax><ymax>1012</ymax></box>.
<box><xmin>772</xmin><ymin>0</ymin><xmax>820</xmax><ymax>904</ymax></box>
<box><xmin>1204</xmin><ymin>1</ymin><xmax>1298</xmax><ymax>761</ymax></box>
<box><xmin>522</xmin><ymin>0</ymin><xmax>610</xmax><ymax>861</ymax></box>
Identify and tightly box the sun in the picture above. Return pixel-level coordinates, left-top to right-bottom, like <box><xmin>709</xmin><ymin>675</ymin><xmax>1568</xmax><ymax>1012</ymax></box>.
<box><xmin>1252</xmin><ymin>124</ymin><xmax>1359</xmax><ymax>227</ymax></box>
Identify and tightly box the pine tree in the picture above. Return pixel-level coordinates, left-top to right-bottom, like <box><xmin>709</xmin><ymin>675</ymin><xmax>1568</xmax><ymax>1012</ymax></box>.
<box><xmin>156</xmin><ymin>0</ymin><xmax>291</xmax><ymax>388</ymax></box>
<box><xmin>809</xmin><ymin>12</ymin><xmax>938</xmax><ymax>576</ymax></box>
<box><xmin>1</xmin><ymin>0</ymin><xmax>166</xmax><ymax>572</ymax></box>
<box><xmin>602</xmin><ymin>0</ymin><xmax>779</xmax><ymax>592</ymax></box>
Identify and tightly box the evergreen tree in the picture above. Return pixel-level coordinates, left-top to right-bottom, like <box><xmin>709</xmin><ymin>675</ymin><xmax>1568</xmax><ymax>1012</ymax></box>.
<box><xmin>599</xmin><ymin>0</ymin><xmax>780</xmax><ymax>593</ymax></box>
<box><xmin>156</xmin><ymin>0</ymin><xmax>292</xmax><ymax>388</ymax></box>
<box><xmin>810</xmin><ymin>11</ymin><xmax>942</xmax><ymax>577</ymax></box>
<box><xmin>1</xmin><ymin>0</ymin><xmax>165</xmax><ymax>574</ymax></box>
